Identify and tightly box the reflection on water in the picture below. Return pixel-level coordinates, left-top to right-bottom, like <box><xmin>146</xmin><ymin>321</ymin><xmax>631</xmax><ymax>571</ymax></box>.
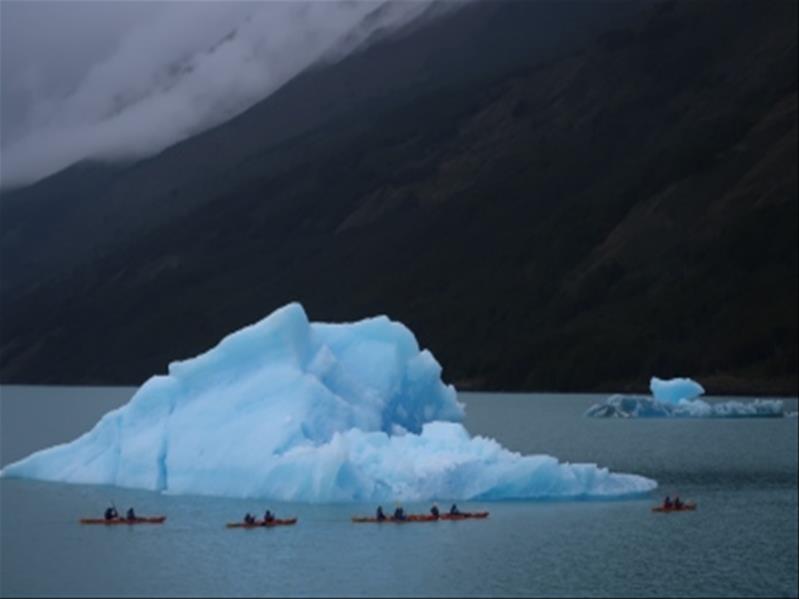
<box><xmin>1</xmin><ymin>387</ymin><xmax>797</xmax><ymax>597</ymax></box>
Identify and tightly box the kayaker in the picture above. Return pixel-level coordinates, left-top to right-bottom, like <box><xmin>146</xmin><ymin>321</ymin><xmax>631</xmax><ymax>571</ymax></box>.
<box><xmin>674</xmin><ymin>497</ymin><xmax>683</xmax><ymax>510</ymax></box>
<box><xmin>393</xmin><ymin>506</ymin><xmax>406</xmax><ymax>521</ymax></box>
<box><xmin>104</xmin><ymin>506</ymin><xmax>118</xmax><ymax>520</ymax></box>
<box><xmin>376</xmin><ymin>506</ymin><xmax>387</xmax><ymax>521</ymax></box>
<box><xmin>663</xmin><ymin>496</ymin><xmax>673</xmax><ymax>509</ymax></box>
<box><xmin>244</xmin><ymin>513</ymin><xmax>256</xmax><ymax>524</ymax></box>
<box><xmin>449</xmin><ymin>504</ymin><xmax>461</xmax><ymax>516</ymax></box>
<box><xmin>430</xmin><ymin>504</ymin><xmax>440</xmax><ymax>518</ymax></box>
<box><xmin>126</xmin><ymin>507</ymin><xmax>136</xmax><ymax>520</ymax></box>
<box><xmin>264</xmin><ymin>509</ymin><xmax>275</xmax><ymax>523</ymax></box>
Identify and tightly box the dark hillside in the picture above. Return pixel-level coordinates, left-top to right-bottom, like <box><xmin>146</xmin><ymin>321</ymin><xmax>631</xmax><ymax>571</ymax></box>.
<box><xmin>1</xmin><ymin>0</ymin><xmax>638</xmax><ymax>295</ymax></box>
<box><xmin>1</xmin><ymin>0</ymin><xmax>796</xmax><ymax>395</ymax></box>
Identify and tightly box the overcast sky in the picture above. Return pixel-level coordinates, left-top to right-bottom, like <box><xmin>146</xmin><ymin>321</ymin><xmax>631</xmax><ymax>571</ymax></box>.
<box><xmin>0</xmin><ymin>1</ymin><xmax>437</xmax><ymax>188</ymax></box>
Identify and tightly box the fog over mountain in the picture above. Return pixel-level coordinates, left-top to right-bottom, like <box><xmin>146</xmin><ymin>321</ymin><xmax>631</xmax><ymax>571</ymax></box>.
<box><xmin>1</xmin><ymin>0</ymin><xmax>445</xmax><ymax>188</ymax></box>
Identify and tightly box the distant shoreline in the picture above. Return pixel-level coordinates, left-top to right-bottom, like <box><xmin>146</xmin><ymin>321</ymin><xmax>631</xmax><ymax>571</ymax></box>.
<box><xmin>449</xmin><ymin>373</ymin><xmax>798</xmax><ymax>399</ymax></box>
<box><xmin>1</xmin><ymin>379</ymin><xmax>796</xmax><ymax>399</ymax></box>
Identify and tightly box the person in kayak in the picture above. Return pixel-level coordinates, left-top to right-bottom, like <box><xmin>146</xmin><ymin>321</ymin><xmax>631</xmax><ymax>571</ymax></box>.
<box><xmin>662</xmin><ymin>496</ymin><xmax>673</xmax><ymax>509</ymax></box>
<box><xmin>244</xmin><ymin>513</ymin><xmax>256</xmax><ymax>524</ymax></box>
<box><xmin>264</xmin><ymin>509</ymin><xmax>275</xmax><ymax>523</ymax></box>
<box><xmin>430</xmin><ymin>504</ymin><xmax>440</xmax><ymax>518</ymax></box>
<box><xmin>104</xmin><ymin>506</ymin><xmax>119</xmax><ymax>520</ymax></box>
<box><xmin>673</xmin><ymin>497</ymin><xmax>683</xmax><ymax>510</ymax></box>
<box><xmin>376</xmin><ymin>506</ymin><xmax>387</xmax><ymax>521</ymax></box>
<box><xmin>393</xmin><ymin>506</ymin><xmax>406</xmax><ymax>521</ymax></box>
<box><xmin>126</xmin><ymin>507</ymin><xmax>136</xmax><ymax>520</ymax></box>
<box><xmin>449</xmin><ymin>504</ymin><xmax>462</xmax><ymax>516</ymax></box>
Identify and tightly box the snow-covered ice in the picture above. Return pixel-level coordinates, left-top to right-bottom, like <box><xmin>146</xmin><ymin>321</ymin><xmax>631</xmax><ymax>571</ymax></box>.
<box><xmin>585</xmin><ymin>376</ymin><xmax>785</xmax><ymax>418</ymax></box>
<box><xmin>2</xmin><ymin>303</ymin><xmax>656</xmax><ymax>501</ymax></box>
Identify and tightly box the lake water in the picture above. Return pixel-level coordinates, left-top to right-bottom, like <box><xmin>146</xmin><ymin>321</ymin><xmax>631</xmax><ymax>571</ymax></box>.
<box><xmin>1</xmin><ymin>387</ymin><xmax>797</xmax><ymax>597</ymax></box>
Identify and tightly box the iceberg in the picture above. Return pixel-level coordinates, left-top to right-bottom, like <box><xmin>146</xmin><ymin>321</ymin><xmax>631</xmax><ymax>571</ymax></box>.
<box><xmin>649</xmin><ymin>376</ymin><xmax>705</xmax><ymax>404</ymax></box>
<box><xmin>585</xmin><ymin>377</ymin><xmax>785</xmax><ymax>419</ymax></box>
<box><xmin>1</xmin><ymin>303</ymin><xmax>655</xmax><ymax>501</ymax></box>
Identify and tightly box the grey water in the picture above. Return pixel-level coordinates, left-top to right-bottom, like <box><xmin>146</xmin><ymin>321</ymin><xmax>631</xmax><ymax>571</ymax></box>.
<box><xmin>1</xmin><ymin>386</ymin><xmax>797</xmax><ymax>598</ymax></box>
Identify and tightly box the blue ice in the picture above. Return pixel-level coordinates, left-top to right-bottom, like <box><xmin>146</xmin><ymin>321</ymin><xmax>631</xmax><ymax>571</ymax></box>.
<box><xmin>585</xmin><ymin>376</ymin><xmax>784</xmax><ymax>418</ymax></box>
<box><xmin>2</xmin><ymin>303</ymin><xmax>656</xmax><ymax>501</ymax></box>
<box><xmin>649</xmin><ymin>376</ymin><xmax>705</xmax><ymax>404</ymax></box>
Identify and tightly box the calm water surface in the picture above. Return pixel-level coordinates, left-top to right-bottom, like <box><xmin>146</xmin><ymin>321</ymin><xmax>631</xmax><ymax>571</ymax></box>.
<box><xmin>1</xmin><ymin>386</ymin><xmax>797</xmax><ymax>597</ymax></box>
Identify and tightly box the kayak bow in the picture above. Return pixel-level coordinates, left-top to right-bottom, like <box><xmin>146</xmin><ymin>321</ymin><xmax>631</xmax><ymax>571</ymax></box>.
<box><xmin>352</xmin><ymin>511</ymin><xmax>489</xmax><ymax>523</ymax></box>
<box><xmin>80</xmin><ymin>516</ymin><xmax>166</xmax><ymax>525</ymax></box>
<box><xmin>440</xmin><ymin>511</ymin><xmax>489</xmax><ymax>520</ymax></box>
<box><xmin>652</xmin><ymin>503</ymin><xmax>697</xmax><ymax>513</ymax></box>
<box><xmin>226</xmin><ymin>518</ymin><xmax>298</xmax><ymax>528</ymax></box>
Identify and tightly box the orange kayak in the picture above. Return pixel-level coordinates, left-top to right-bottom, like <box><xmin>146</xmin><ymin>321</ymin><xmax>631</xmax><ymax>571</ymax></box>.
<box><xmin>352</xmin><ymin>512</ymin><xmax>488</xmax><ymax>523</ymax></box>
<box><xmin>80</xmin><ymin>516</ymin><xmax>166</xmax><ymax>525</ymax></box>
<box><xmin>226</xmin><ymin>518</ymin><xmax>297</xmax><ymax>528</ymax></box>
<box><xmin>352</xmin><ymin>514</ymin><xmax>437</xmax><ymax>523</ymax></box>
<box><xmin>652</xmin><ymin>503</ymin><xmax>697</xmax><ymax>513</ymax></box>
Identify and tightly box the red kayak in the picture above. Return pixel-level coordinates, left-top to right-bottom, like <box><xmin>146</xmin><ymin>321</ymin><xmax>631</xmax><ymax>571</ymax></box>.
<box><xmin>80</xmin><ymin>516</ymin><xmax>166</xmax><ymax>525</ymax></box>
<box><xmin>352</xmin><ymin>514</ymin><xmax>436</xmax><ymax>523</ymax></box>
<box><xmin>652</xmin><ymin>503</ymin><xmax>697</xmax><ymax>513</ymax></box>
<box><xmin>226</xmin><ymin>518</ymin><xmax>297</xmax><ymax>528</ymax></box>
<box><xmin>408</xmin><ymin>514</ymin><xmax>439</xmax><ymax>522</ymax></box>
<box><xmin>352</xmin><ymin>512</ymin><xmax>488</xmax><ymax>523</ymax></box>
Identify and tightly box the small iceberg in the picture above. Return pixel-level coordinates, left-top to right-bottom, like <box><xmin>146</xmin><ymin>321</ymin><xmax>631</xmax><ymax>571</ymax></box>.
<box><xmin>2</xmin><ymin>303</ymin><xmax>655</xmax><ymax>501</ymax></box>
<box><xmin>649</xmin><ymin>376</ymin><xmax>705</xmax><ymax>404</ymax></box>
<box><xmin>586</xmin><ymin>377</ymin><xmax>785</xmax><ymax>418</ymax></box>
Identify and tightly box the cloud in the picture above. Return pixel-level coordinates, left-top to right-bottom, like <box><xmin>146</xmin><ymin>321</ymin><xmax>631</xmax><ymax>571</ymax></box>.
<box><xmin>0</xmin><ymin>1</ymin><xmax>436</xmax><ymax>189</ymax></box>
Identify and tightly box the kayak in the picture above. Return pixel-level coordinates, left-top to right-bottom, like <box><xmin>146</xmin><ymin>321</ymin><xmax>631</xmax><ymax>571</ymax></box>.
<box><xmin>408</xmin><ymin>514</ymin><xmax>439</xmax><ymax>522</ymax></box>
<box><xmin>80</xmin><ymin>516</ymin><xmax>166</xmax><ymax>525</ymax></box>
<box><xmin>226</xmin><ymin>518</ymin><xmax>298</xmax><ymax>528</ymax></box>
<box><xmin>352</xmin><ymin>514</ymin><xmax>437</xmax><ymax>523</ymax></box>
<box><xmin>352</xmin><ymin>512</ymin><xmax>488</xmax><ymax>523</ymax></box>
<box><xmin>440</xmin><ymin>511</ymin><xmax>489</xmax><ymax>520</ymax></box>
<box><xmin>652</xmin><ymin>503</ymin><xmax>697</xmax><ymax>513</ymax></box>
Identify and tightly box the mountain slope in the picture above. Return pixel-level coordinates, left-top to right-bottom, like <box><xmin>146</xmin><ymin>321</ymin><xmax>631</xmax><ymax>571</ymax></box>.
<box><xmin>1</xmin><ymin>0</ymin><xmax>796</xmax><ymax>394</ymax></box>
<box><xmin>1</xmin><ymin>0</ymin><xmax>637</xmax><ymax>295</ymax></box>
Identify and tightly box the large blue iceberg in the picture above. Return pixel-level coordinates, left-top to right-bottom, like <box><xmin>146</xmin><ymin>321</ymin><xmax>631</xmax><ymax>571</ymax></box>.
<box><xmin>2</xmin><ymin>303</ymin><xmax>655</xmax><ymax>501</ymax></box>
<box><xmin>586</xmin><ymin>376</ymin><xmax>785</xmax><ymax>418</ymax></box>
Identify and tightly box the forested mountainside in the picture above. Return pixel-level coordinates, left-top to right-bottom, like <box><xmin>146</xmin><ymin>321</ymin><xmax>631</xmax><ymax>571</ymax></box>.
<box><xmin>1</xmin><ymin>0</ymin><xmax>796</xmax><ymax>394</ymax></box>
